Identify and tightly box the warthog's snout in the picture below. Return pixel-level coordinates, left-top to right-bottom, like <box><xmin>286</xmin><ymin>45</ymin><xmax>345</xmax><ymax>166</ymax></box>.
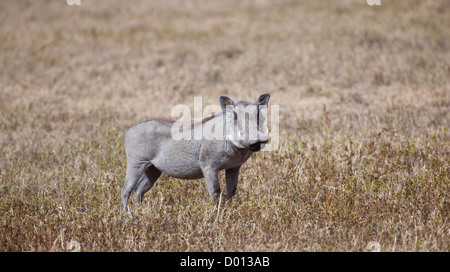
<box><xmin>248</xmin><ymin>138</ymin><xmax>269</xmax><ymax>152</ymax></box>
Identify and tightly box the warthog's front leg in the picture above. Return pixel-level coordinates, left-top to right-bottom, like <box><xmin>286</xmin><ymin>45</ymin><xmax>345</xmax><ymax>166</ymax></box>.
<box><xmin>201</xmin><ymin>166</ymin><xmax>221</xmax><ymax>203</ymax></box>
<box><xmin>225</xmin><ymin>166</ymin><xmax>240</xmax><ymax>200</ymax></box>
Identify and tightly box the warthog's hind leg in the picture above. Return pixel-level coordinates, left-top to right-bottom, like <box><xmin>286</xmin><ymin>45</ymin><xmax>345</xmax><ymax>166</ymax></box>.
<box><xmin>121</xmin><ymin>164</ymin><xmax>141</xmax><ymax>212</ymax></box>
<box><xmin>135</xmin><ymin>164</ymin><xmax>161</xmax><ymax>204</ymax></box>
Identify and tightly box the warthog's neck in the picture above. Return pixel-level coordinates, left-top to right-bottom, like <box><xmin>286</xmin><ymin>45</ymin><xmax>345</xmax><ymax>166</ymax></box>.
<box><xmin>216</xmin><ymin>140</ymin><xmax>254</xmax><ymax>170</ymax></box>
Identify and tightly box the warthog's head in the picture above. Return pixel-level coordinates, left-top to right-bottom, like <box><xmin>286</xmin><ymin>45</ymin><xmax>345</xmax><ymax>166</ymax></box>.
<box><xmin>220</xmin><ymin>93</ymin><xmax>270</xmax><ymax>152</ymax></box>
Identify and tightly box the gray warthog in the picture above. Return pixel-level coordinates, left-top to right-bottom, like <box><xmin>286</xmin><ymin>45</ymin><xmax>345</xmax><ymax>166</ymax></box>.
<box><xmin>121</xmin><ymin>94</ymin><xmax>270</xmax><ymax>211</ymax></box>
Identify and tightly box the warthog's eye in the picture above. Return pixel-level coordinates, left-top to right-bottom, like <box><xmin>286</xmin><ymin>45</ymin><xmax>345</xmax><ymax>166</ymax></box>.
<box><xmin>256</xmin><ymin>108</ymin><xmax>263</xmax><ymax>130</ymax></box>
<box><xmin>257</xmin><ymin>109</ymin><xmax>260</xmax><ymax>126</ymax></box>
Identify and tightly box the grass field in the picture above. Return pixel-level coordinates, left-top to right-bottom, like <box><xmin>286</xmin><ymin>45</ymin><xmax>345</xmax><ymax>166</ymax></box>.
<box><xmin>0</xmin><ymin>0</ymin><xmax>449</xmax><ymax>251</ymax></box>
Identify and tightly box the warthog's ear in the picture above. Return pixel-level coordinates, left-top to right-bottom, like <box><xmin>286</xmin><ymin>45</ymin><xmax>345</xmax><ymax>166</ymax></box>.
<box><xmin>256</xmin><ymin>93</ymin><xmax>270</xmax><ymax>106</ymax></box>
<box><xmin>219</xmin><ymin>96</ymin><xmax>235</xmax><ymax>113</ymax></box>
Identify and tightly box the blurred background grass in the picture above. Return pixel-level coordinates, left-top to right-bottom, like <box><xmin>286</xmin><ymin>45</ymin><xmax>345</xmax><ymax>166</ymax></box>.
<box><xmin>0</xmin><ymin>0</ymin><xmax>448</xmax><ymax>251</ymax></box>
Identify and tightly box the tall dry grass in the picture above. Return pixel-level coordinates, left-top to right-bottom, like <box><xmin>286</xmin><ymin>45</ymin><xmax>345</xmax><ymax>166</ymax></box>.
<box><xmin>0</xmin><ymin>0</ymin><xmax>448</xmax><ymax>251</ymax></box>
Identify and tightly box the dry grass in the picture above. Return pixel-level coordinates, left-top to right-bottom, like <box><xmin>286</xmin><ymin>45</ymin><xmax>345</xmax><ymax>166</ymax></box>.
<box><xmin>0</xmin><ymin>0</ymin><xmax>449</xmax><ymax>251</ymax></box>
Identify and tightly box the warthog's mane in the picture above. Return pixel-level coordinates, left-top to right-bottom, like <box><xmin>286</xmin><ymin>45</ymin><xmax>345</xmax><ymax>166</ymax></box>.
<box><xmin>153</xmin><ymin>100</ymin><xmax>253</xmax><ymax>129</ymax></box>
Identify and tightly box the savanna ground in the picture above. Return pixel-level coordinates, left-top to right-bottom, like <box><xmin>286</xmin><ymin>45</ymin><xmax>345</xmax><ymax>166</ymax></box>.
<box><xmin>0</xmin><ymin>0</ymin><xmax>449</xmax><ymax>252</ymax></box>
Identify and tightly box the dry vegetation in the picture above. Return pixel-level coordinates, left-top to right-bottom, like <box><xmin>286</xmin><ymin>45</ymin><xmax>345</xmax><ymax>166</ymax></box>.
<box><xmin>0</xmin><ymin>0</ymin><xmax>449</xmax><ymax>251</ymax></box>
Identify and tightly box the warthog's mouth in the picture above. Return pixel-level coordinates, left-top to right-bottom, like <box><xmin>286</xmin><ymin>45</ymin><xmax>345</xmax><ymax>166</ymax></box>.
<box><xmin>248</xmin><ymin>140</ymin><xmax>269</xmax><ymax>152</ymax></box>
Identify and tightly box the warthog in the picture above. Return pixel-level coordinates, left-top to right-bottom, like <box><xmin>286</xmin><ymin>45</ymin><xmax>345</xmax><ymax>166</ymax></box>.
<box><xmin>121</xmin><ymin>94</ymin><xmax>271</xmax><ymax>211</ymax></box>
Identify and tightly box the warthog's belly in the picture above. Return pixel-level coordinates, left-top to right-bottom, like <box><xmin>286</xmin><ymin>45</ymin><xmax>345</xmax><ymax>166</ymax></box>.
<box><xmin>152</xmin><ymin>158</ymin><xmax>204</xmax><ymax>180</ymax></box>
<box><xmin>163</xmin><ymin>169</ymin><xmax>204</xmax><ymax>180</ymax></box>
